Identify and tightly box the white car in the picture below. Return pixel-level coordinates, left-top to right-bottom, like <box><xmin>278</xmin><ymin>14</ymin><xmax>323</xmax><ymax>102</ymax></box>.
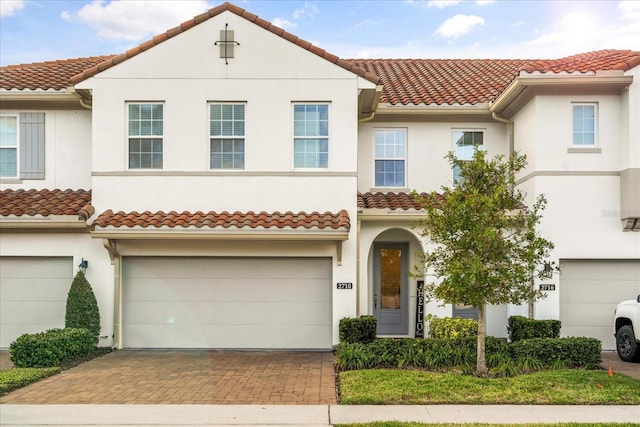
<box><xmin>614</xmin><ymin>295</ymin><xmax>640</xmax><ymax>362</ymax></box>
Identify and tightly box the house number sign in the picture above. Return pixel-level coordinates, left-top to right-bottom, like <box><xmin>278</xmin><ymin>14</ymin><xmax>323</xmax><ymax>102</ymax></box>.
<box><xmin>415</xmin><ymin>280</ymin><xmax>425</xmax><ymax>338</ymax></box>
<box><xmin>539</xmin><ymin>283</ymin><xmax>556</xmax><ymax>291</ymax></box>
<box><xmin>337</xmin><ymin>282</ymin><xmax>353</xmax><ymax>290</ymax></box>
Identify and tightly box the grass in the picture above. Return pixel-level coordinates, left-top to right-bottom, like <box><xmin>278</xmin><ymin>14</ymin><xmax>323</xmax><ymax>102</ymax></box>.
<box><xmin>338</xmin><ymin>369</ymin><xmax>640</xmax><ymax>405</ymax></box>
<box><xmin>0</xmin><ymin>367</ymin><xmax>60</xmax><ymax>395</ymax></box>
<box><xmin>335</xmin><ymin>424</ymin><xmax>640</xmax><ymax>427</ymax></box>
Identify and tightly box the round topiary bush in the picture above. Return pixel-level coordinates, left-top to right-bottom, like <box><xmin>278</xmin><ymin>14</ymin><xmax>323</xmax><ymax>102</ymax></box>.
<box><xmin>65</xmin><ymin>270</ymin><xmax>101</xmax><ymax>344</ymax></box>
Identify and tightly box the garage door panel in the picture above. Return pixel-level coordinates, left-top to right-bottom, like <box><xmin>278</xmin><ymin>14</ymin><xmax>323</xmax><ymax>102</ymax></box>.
<box><xmin>1</xmin><ymin>301</ymin><xmax>66</xmax><ymax>324</ymax></box>
<box><xmin>560</xmin><ymin>259</ymin><xmax>640</xmax><ymax>351</ymax></box>
<box><xmin>1</xmin><ymin>279</ymin><xmax>70</xmax><ymax>301</ymax></box>
<box><xmin>123</xmin><ymin>257</ymin><xmax>332</xmax><ymax>349</ymax></box>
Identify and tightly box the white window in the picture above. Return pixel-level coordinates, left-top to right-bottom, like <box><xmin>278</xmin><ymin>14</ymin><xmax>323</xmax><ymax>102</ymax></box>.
<box><xmin>452</xmin><ymin>130</ymin><xmax>484</xmax><ymax>182</ymax></box>
<box><xmin>573</xmin><ymin>104</ymin><xmax>596</xmax><ymax>146</ymax></box>
<box><xmin>293</xmin><ymin>104</ymin><xmax>328</xmax><ymax>169</ymax></box>
<box><xmin>128</xmin><ymin>103</ymin><xmax>163</xmax><ymax>169</ymax></box>
<box><xmin>0</xmin><ymin>115</ymin><xmax>18</xmax><ymax>178</ymax></box>
<box><xmin>210</xmin><ymin>103</ymin><xmax>245</xmax><ymax>169</ymax></box>
<box><xmin>374</xmin><ymin>129</ymin><xmax>406</xmax><ymax>187</ymax></box>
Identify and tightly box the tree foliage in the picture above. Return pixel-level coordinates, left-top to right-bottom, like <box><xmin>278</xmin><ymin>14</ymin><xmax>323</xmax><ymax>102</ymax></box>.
<box><xmin>65</xmin><ymin>270</ymin><xmax>101</xmax><ymax>344</ymax></box>
<box><xmin>414</xmin><ymin>150</ymin><xmax>554</xmax><ymax>376</ymax></box>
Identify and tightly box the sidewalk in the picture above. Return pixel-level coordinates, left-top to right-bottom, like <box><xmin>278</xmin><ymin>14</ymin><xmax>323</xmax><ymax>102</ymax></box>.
<box><xmin>2</xmin><ymin>404</ymin><xmax>639</xmax><ymax>425</ymax></box>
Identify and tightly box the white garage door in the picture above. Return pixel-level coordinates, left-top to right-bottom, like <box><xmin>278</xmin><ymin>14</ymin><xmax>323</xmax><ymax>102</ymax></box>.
<box><xmin>122</xmin><ymin>257</ymin><xmax>332</xmax><ymax>349</ymax></box>
<box><xmin>560</xmin><ymin>259</ymin><xmax>640</xmax><ymax>350</ymax></box>
<box><xmin>0</xmin><ymin>257</ymin><xmax>72</xmax><ymax>348</ymax></box>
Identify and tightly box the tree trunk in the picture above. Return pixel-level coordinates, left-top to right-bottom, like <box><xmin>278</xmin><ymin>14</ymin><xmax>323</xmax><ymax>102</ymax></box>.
<box><xmin>476</xmin><ymin>304</ymin><xmax>488</xmax><ymax>377</ymax></box>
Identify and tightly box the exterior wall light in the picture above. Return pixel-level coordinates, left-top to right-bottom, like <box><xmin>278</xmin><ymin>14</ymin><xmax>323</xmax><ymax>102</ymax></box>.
<box><xmin>78</xmin><ymin>258</ymin><xmax>88</xmax><ymax>273</ymax></box>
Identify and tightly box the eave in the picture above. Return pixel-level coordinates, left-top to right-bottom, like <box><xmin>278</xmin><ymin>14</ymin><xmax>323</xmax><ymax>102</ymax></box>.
<box><xmin>371</xmin><ymin>103</ymin><xmax>493</xmax><ymax>122</ymax></box>
<box><xmin>358</xmin><ymin>208</ymin><xmax>425</xmax><ymax>222</ymax></box>
<box><xmin>0</xmin><ymin>215</ymin><xmax>89</xmax><ymax>231</ymax></box>
<box><xmin>0</xmin><ymin>89</ymin><xmax>88</xmax><ymax>110</ymax></box>
<box><xmin>490</xmin><ymin>74</ymin><xmax>634</xmax><ymax>118</ymax></box>
<box><xmin>90</xmin><ymin>228</ymin><xmax>349</xmax><ymax>240</ymax></box>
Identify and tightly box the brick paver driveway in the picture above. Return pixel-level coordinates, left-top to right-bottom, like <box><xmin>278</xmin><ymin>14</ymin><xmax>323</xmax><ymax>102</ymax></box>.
<box><xmin>0</xmin><ymin>350</ymin><xmax>337</xmax><ymax>404</ymax></box>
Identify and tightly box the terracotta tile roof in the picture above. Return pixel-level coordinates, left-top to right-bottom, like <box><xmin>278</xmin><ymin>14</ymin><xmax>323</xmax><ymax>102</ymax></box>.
<box><xmin>350</xmin><ymin>59</ymin><xmax>528</xmax><ymax>106</ymax></box>
<box><xmin>0</xmin><ymin>189</ymin><xmax>94</xmax><ymax>220</ymax></box>
<box><xmin>521</xmin><ymin>49</ymin><xmax>640</xmax><ymax>74</ymax></box>
<box><xmin>92</xmin><ymin>209</ymin><xmax>350</xmax><ymax>231</ymax></box>
<box><xmin>68</xmin><ymin>2</ymin><xmax>380</xmax><ymax>86</ymax></box>
<box><xmin>358</xmin><ymin>192</ymin><xmax>430</xmax><ymax>210</ymax></box>
<box><xmin>0</xmin><ymin>56</ymin><xmax>116</xmax><ymax>91</ymax></box>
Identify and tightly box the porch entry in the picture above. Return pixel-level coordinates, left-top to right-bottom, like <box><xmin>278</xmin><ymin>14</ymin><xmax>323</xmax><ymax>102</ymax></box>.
<box><xmin>373</xmin><ymin>243</ymin><xmax>408</xmax><ymax>335</ymax></box>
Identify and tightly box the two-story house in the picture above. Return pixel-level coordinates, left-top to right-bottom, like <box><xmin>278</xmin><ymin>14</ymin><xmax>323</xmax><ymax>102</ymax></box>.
<box><xmin>1</xmin><ymin>2</ymin><xmax>638</xmax><ymax>351</ymax></box>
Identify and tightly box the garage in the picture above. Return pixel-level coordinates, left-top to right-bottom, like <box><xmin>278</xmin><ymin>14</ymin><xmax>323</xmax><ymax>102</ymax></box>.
<box><xmin>122</xmin><ymin>257</ymin><xmax>332</xmax><ymax>349</ymax></box>
<box><xmin>559</xmin><ymin>259</ymin><xmax>640</xmax><ymax>350</ymax></box>
<box><xmin>0</xmin><ymin>257</ymin><xmax>73</xmax><ymax>348</ymax></box>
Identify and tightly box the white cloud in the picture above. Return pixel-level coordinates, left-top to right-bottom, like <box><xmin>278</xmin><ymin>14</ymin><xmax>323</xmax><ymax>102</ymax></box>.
<box><xmin>427</xmin><ymin>1</ymin><xmax>462</xmax><ymax>8</ymax></box>
<box><xmin>435</xmin><ymin>14</ymin><xmax>484</xmax><ymax>39</ymax></box>
<box><xmin>0</xmin><ymin>0</ymin><xmax>24</xmax><ymax>18</ymax></box>
<box><xmin>619</xmin><ymin>0</ymin><xmax>640</xmax><ymax>20</ymax></box>
<box><xmin>293</xmin><ymin>2</ymin><xmax>319</xmax><ymax>20</ymax></box>
<box><xmin>272</xmin><ymin>17</ymin><xmax>296</xmax><ymax>30</ymax></box>
<box><xmin>475</xmin><ymin>0</ymin><xmax>495</xmax><ymax>5</ymax></box>
<box><xmin>63</xmin><ymin>0</ymin><xmax>213</xmax><ymax>41</ymax></box>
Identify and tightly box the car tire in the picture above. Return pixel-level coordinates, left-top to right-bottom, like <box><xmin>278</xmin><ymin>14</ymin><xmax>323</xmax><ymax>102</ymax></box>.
<box><xmin>616</xmin><ymin>325</ymin><xmax>640</xmax><ymax>362</ymax></box>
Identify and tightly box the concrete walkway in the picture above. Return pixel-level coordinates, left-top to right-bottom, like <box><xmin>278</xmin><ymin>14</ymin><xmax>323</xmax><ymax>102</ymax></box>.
<box><xmin>1</xmin><ymin>404</ymin><xmax>639</xmax><ymax>426</ymax></box>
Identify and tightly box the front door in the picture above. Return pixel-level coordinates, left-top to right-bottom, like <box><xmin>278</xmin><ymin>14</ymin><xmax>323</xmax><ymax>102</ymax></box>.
<box><xmin>373</xmin><ymin>243</ymin><xmax>408</xmax><ymax>335</ymax></box>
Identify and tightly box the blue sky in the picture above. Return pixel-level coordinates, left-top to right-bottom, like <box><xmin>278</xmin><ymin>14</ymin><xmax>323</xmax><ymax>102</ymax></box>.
<box><xmin>1</xmin><ymin>0</ymin><xmax>639</xmax><ymax>66</ymax></box>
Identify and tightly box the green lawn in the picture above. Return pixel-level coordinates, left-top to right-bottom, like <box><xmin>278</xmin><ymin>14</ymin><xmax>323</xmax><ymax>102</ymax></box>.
<box><xmin>339</xmin><ymin>369</ymin><xmax>640</xmax><ymax>405</ymax></box>
<box><xmin>336</xmin><ymin>424</ymin><xmax>639</xmax><ymax>427</ymax></box>
<box><xmin>0</xmin><ymin>367</ymin><xmax>60</xmax><ymax>395</ymax></box>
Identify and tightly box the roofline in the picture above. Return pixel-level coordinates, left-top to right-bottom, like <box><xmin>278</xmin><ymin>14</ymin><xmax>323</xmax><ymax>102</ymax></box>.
<box><xmin>90</xmin><ymin>229</ymin><xmax>349</xmax><ymax>240</ymax></box>
<box><xmin>69</xmin><ymin>2</ymin><xmax>380</xmax><ymax>86</ymax></box>
<box><xmin>375</xmin><ymin>103</ymin><xmax>491</xmax><ymax>115</ymax></box>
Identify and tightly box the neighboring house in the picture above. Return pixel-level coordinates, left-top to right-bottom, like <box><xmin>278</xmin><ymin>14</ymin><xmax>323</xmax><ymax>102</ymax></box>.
<box><xmin>1</xmin><ymin>2</ymin><xmax>638</xmax><ymax>350</ymax></box>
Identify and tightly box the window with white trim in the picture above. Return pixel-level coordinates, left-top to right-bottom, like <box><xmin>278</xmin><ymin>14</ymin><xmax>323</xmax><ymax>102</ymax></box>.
<box><xmin>572</xmin><ymin>103</ymin><xmax>596</xmax><ymax>146</ymax></box>
<box><xmin>210</xmin><ymin>103</ymin><xmax>245</xmax><ymax>169</ymax></box>
<box><xmin>0</xmin><ymin>115</ymin><xmax>18</xmax><ymax>178</ymax></box>
<box><xmin>374</xmin><ymin>129</ymin><xmax>406</xmax><ymax>187</ymax></box>
<box><xmin>452</xmin><ymin>130</ymin><xmax>484</xmax><ymax>182</ymax></box>
<box><xmin>128</xmin><ymin>103</ymin><xmax>163</xmax><ymax>169</ymax></box>
<box><xmin>293</xmin><ymin>103</ymin><xmax>328</xmax><ymax>169</ymax></box>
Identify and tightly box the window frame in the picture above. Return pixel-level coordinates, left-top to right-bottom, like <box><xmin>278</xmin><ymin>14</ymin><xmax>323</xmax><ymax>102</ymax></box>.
<box><xmin>452</xmin><ymin>129</ymin><xmax>485</xmax><ymax>183</ymax></box>
<box><xmin>209</xmin><ymin>102</ymin><xmax>246</xmax><ymax>170</ymax></box>
<box><xmin>572</xmin><ymin>103</ymin><xmax>597</xmax><ymax>146</ymax></box>
<box><xmin>0</xmin><ymin>114</ymin><xmax>19</xmax><ymax>178</ymax></box>
<box><xmin>126</xmin><ymin>102</ymin><xmax>164</xmax><ymax>170</ymax></box>
<box><xmin>373</xmin><ymin>128</ymin><xmax>407</xmax><ymax>188</ymax></box>
<box><xmin>292</xmin><ymin>102</ymin><xmax>329</xmax><ymax>170</ymax></box>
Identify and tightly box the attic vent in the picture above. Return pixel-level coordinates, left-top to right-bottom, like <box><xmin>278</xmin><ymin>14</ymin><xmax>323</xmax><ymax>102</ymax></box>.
<box><xmin>215</xmin><ymin>23</ymin><xmax>239</xmax><ymax>65</ymax></box>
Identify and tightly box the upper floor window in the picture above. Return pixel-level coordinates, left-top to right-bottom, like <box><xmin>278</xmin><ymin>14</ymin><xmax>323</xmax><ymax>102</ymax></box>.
<box><xmin>0</xmin><ymin>113</ymin><xmax>45</xmax><ymax>180</ymax></box>
<box><xmin>573</xmin><ymin>104</ymin><xmax>596</xmax><ymax>146</ymax></box>
<box><xmin>293</xmin><ymin>103</ymin><xmax>328</xmax><ymax>169</ymax></box>
<box><xmin>374</xmin><ymin>129</ymin><xmax>406</xmax><ymax>187</ymax></box>
<box><xmin>452</xmin><ymin>130</ymin><xmax>484</xmax><ymax>182</ymax></box>
<box><xmin>0</xmin><ymin>115</ymin><xmax>18</xmax><ymax>178</ymax></box>
<box><xmin>128</xmin><ymin>103</ymin><xmax>163</xmax><ymax>169</ymax></box>
<box><xmin>210</xmin><ymin>103</ymin><xmax>245</xmax><ymax>169</ymax></box>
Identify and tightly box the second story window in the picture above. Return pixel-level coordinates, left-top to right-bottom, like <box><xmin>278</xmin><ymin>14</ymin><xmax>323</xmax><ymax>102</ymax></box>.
<box><xmin>573</xmin><ymin>104</ymin><xmax>596</xmax><ymax>145</ymax></box>
<box><xmin>128</xmin><ymin>103</ymin><xmax>163</xmax><ymax>169</ymax></box>
<box><xmin>210</xmin><ymin>103</ymin><xmax>245</xmax><ymax>169</ymax></box>
<box><xmin>374</xmin><ymin>129</ymin><xmax>406</xmax><ymax>187</ymax></box>
<box><xmin>293</xmin><ymin>103</ymin><xmax>328</xmax><ymax>169</ymax></box>
<box><xmin>0</xmin><ymin>115</ymin><xmax>18</xmax><ymax>178</ymax></box>
<box><xmin>452</xmin><ymin>130</ymin><xmax>484</xmax><ymax>183</ymax></box>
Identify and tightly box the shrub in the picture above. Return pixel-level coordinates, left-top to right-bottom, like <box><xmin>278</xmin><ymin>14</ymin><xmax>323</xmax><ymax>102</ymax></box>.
<box><xmin>509</xmin><ymin>337</ymin><xmax>602</xmax><ymax>369</ymax></box>
<box><xmin>428</xmin><ymin>316</ymin><xmax>477</xmax><ymax>339</ymax></box>
<box><xmin>339</xmin><ymin>315</ymin><xmax>377</xmax><ymax>344</ymax></box>
<box><xmin>507</xmin><ymin>315</ymin><xmax>561</xmax><ymax>342</ymax></box>
<box><xmin>9</xmin><ymin>328</ymin><xmax>95</xmax><ymax>368</ymax></box>
<box><xmin>0</xmin><ymin>367</ymin><xmax>60</xmax><ymax>395</ymax></box>
<box><xmin>65</xmin><ymin>270</ymin><xmax>101</xmax><ymax>344</ymax></box>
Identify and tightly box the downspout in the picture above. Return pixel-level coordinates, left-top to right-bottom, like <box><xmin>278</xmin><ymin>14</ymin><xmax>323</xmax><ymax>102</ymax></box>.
<box><xmin>103</xmin><ymin>239</ymin><xmax>122</xmax><ymax>349</ymax></box>
<box><xmin>356</xmin><ymin>219</ymin><xmax>361</xmax><ymax>316</ymax></box>
<box><xmin>358</xmin><ymin>111</ymin><xmax>376</xmax><ymax>123</ymax></box>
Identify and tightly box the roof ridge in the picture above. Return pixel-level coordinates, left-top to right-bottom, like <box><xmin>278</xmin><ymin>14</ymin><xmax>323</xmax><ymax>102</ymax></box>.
<box><xmin>1</xmin><ymin>55</ymin><xmax>118</xmax><ymax>70</ymax></box>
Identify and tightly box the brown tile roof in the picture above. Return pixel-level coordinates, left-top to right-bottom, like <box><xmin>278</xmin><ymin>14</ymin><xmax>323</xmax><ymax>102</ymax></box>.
<box><xmin>0</xmin><ymin>189</ymin><xmax>94</xmax><ymax>220</ymax></box>
<box><xmin>521</xmin><ymin>49</ymin><xmax>640</xmax><ymax>74</ymax></box>
<box><xmin>0</xmin><ymin>56</ymin><xmax>116</xmax><ymax>91</ymax></box>
<box><xmin>68</xmin><ymin>2</ymin><xmax>380</xmax><ymax>86</ymax></box>
<box><xmin>92</xmin><ymin>209</ymin><xmax>350</xmax><ymax>231</ymax></box>
<box><xmin>358</xmin><ymin>192</ymin><xmax>429</xmax><ymax>210</ymax></box>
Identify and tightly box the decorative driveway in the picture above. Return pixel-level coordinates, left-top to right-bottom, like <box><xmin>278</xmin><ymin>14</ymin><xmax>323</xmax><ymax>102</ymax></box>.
<box><xmin>0</xmin><ymin>350</ymin><xmax>337</xmax><ymax>404</ymax></box>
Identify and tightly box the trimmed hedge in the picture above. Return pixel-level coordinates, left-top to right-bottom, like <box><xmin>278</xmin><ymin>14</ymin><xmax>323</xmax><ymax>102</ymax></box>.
<box><xmin>335</xmin><ymin>336</ymin><xmax>602</xmax><ymax>373</ymax></box>
<box><xmin>508</xmin><ymin>315</ymin><xmax>561</xmax><ymax>342</ymax></box>
<box><xmin>65</xmin><ymin>271</ymin><xmax>101</xmax><ymax>344</ymax></box>
<box><xmin>9</xmin><ymin>328</ymin><xmax>95</xmax><ymax>368</ymax></box>
<box><xmin>509</xmin><ymin>337</ymin><xmax>602</xmax><ymax>369</ymax></box>
<box><xmin>339</xmin><ymin>316</ymin><xmax>377</xmax><ymax>344</ymax></box>
<box><xmin>429</xmin><ymin>317</ymin><xmax>477</xmax><ymax>339</ymax></box>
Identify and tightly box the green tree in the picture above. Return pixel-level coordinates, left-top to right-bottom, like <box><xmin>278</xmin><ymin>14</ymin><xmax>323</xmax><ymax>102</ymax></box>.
<box><xmin>414</xmin><ymin>150</ymin><xmax>554</xmax><ymax>376</ymax></box>
<box><xmin>65</xmin><ymin>270</ymin><xmax>101</xmax><ymax>345</ymax></box>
